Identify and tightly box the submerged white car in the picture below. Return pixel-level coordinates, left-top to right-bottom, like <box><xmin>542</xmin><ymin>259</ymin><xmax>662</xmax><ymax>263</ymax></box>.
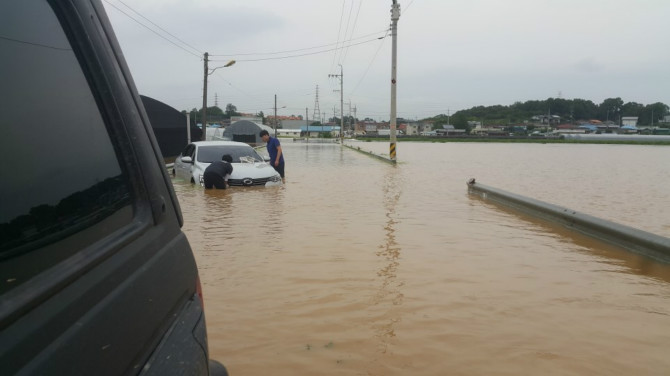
<box><xmin>173</xmin><ymin>141</ymin><xmax>282</xmax><ymax>187</ymax></box>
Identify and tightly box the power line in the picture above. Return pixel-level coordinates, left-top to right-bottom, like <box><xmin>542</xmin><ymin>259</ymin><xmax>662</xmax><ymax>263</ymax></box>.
<box><xmin>210</xmin><ymin>35</ymin><xmax>387</xmax><ymax>63</ymax></box>
<box><xmin>0</xmin><ymin>35</ymin><xmax>71</xmax><ymax>51</ymax></box>
<box><xmin>349</xmin><ymin>29</ymin><xmax>389</xmax><ymax>96</ymax></box>
<box><xmin>405</xmin><ymin>0</ymin><xmax>416</xmax><ymax>13</ymax></box>
<box><xmin>102</xmin><ymin>0</ymin><xmax>201</xmax><ymax>59</ymax></box>
<box><xmin>209</xmin><ymin>29</ymin><xmax>387</xmax><ymax>57</ymax></box>
<box><xmin>116</xmin><ymin>0</ymin><xmax>202</xmax><ymax>56</ymax></box>
<box><xmin>330</xmin><ymin>0</ymin><xmax>347</xmax><ymax>74</ymax></box>
<box><xmin>337</xmin><ymin>0</ymin><xmax>355</xmax><ymax>66</ymax></box>
<box><xmin>340</xmin><ymin>0</ymin><xmax>364</xmax><ymax>65</ymax></box>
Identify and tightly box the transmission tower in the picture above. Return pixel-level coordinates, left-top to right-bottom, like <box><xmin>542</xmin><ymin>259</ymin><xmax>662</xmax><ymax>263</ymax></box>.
<box><xmin>312</xmin><ymin>85</ymin><xmax>321</xmax><ymax>123</ymax></box>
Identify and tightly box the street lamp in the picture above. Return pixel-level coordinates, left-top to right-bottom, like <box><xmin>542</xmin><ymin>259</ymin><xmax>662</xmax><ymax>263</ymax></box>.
<box><xmin>201</xmin><ymin>52</ymin><xmax>235</xmax><ymax>141</ymax></box>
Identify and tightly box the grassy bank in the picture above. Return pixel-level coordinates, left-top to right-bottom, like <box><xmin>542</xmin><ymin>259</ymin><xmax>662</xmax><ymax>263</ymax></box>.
<box><xmin>356</xmin><ymin>136</ymin><xmax>670</xmax><ymax>146</ymax></box>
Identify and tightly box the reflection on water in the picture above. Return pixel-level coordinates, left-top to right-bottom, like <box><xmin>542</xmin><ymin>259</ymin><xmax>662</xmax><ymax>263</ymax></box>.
<box><xmin>371</xmin><ymin>165</ymin><xmax>404</xmax><ymax>357</ymax></box>
<box><xmin>173</xmin><ymin>141</ymin><xmax>670</xmax><ymax>375</ymax></box>
<box><xmin>469</xmin><ymin>194</ymin><xmax>670</xmax><ymax>284</ymax></box>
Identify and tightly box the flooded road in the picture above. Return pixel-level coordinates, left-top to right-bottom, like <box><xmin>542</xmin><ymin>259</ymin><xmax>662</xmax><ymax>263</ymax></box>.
<box><xmin>172</xmin><ymin>141</ymin><xmax>670</xmax><ymax>375</ymax></box>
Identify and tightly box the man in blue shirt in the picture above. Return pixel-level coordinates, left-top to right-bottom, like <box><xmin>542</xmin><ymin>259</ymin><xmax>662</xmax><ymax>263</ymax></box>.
<box><xmin>260</xmin><ymin>130</ymin><xmax>284</xmax><ymax>179</ymax></box>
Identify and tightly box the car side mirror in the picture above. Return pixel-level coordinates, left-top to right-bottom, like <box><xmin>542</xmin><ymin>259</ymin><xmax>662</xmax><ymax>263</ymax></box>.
<box><xmin>182</xmin><ymin>156</ymin><xmax>193</xmax><ymax>164</ymax></box>
<box><xmin>263</xmin><ymin>156</ymin><xmax>270</xmax><ymax>162</ymax></box>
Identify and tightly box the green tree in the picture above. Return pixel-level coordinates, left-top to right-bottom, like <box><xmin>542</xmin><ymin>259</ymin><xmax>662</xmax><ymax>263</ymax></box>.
<box><xmin>599</xmin><ymin>97</ymin><xmax>624</xmax><ymax>122</ymax></box>
<box><xmin>571</xmin><ymin>99</ymin><xmax>598</xmax><ymax>121</ymax></box>
<box><xmin>206</xmin><ymin>106</ymin><xmax>224</xmax><ymax>123</ymax></box>
<box><xmin>450</xmin><ymin>113</ymin><xmax>469</xmax><ymax>130</ymax></box>
<box><xmin>641</xmin><ymin>102</ymin><xmax>669</xmax><ymax>125</ymax></box>
<box><xmin>421</xmin><ymin>97</ymin><xmax>668</xmax><ymax>128</ymax></box>
<box><xmin>225</xmin><ymin>103</ymin><xmax>239</xmax><ymax>118</ymax></box>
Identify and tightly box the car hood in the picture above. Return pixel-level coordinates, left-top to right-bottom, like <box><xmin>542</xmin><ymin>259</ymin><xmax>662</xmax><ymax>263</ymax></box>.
<box><xmin>229</xmin><ymin>162</ymin><xmax>278</xmax><ymax>179</ymax></box>
<box><xmin>194</xmin><ymin>161</ymin><xmax>278</xmax><ymax>179</ymax></box>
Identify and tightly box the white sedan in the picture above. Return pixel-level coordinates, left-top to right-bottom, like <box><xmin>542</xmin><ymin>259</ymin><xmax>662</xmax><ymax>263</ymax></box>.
<box><xmin>173</xmin><ymin>141</ymin><xmax>282</xmax><ymax>187</ymax></box>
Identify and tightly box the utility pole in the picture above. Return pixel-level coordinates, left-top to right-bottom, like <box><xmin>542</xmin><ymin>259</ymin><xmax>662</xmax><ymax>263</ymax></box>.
<box><xmin>389</xmin><ymin>1</ymin><xmax>400</xmax><ymax>161</ymax></box>
<box><xmin>274</xmin><ymin>94</ymin><xmax>278</xmax><ymax>138</ymax></box>
<box><xmin>201</xmin><ymin>52</ymin><xmax>209</xmax><ymax>141</ymax></box>
<box><xmin>305</xmin><ymin>106</ymin><xmax>312</xmax><ymax>141</ymax></box>
<box><xmin>329</xmin><ymin>64</ymin><xmax>344</xmax><ymax>142</ymax></box>
<box><xmin>347</xmin><ymin>100</ymin><xmax>352</xmax><ymax>135</ymax></box>
<box><xmin>202</xmin><ymin>53</ymin><xmax>235</xmax><ymax>141</ymax></box>
<box><xmin>186</xmin><ymin>112</ymin><xmax>191</xmax><ymax>144</ymax></box>
<box><xmin>353</xmin><ymin>105</ymin><xmax>357</xmax><ymax>135</ymax></box>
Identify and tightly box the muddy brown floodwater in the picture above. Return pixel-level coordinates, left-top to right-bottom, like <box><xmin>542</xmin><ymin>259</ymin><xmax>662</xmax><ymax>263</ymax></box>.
<box><xmin>172</xmin><ymin>141</ymin><xmax>670</xmax><ymax>375</ymax></box>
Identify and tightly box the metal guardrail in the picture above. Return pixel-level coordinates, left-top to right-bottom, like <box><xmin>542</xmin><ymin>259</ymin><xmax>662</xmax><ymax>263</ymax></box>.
<box><xmin>467</xmin><ymin>179</ymin><xmax>670</xmax><ymax>263</ymax></box>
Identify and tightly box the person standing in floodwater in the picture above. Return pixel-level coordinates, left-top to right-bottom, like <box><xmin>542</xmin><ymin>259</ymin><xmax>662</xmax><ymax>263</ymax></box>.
<box><xmin>260</xmin><ymin>130</ymin><xmax>284</xmax><ymax>179</ymax></box>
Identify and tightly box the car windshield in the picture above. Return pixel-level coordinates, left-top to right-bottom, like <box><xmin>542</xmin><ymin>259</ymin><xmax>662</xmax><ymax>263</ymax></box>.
<box><xmin>197</xmin><ymin>145</ymin><xmax>264</xmax><ymax>163</ymax></box>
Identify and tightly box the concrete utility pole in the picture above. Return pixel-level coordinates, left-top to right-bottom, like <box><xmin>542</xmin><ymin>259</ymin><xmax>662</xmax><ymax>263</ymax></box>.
<box><xmin>274</xmin><ymin>94</ymin><xmax>278</xmax><ymax>138</ymax></box>
<box><xmin>186</xmin><ymin>111</ymin><xmax>191</xmax><ymax>144</ymax></box>
<box><xmin>347</xmin><ymin>100</ymin><xmax>352</xmax><ymax>134</ymax></box>
<box><xmin>389</xmin><ymin>1</ymin><xmax>400</xmax><ymax>161</ymax></box>
<box><xmin>202</xmin><ymin>53</ymin><xmax>235</xmax><ymax>141</ymax></box>
<box><xmin>329</xmin><ymin>64</ymin><xmax>344</xmax><ymax>142</ymax></box>
<box><xmin>201</xmin><ymin>52</ymin><xmax>209</xmax><ymax>141</ymax></box>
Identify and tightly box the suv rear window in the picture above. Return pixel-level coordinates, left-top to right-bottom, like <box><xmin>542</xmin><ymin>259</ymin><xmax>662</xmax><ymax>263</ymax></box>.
<box><xmin>0</xmin><ymin>0</ymin><xmax>133</xmax><ymax>294</ymax></box>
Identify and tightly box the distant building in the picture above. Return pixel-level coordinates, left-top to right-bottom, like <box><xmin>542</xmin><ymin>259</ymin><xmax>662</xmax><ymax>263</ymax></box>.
<box><xmin>621</xmin><ymin>117</ymin><xmax>638</xmax><ymax>127</ymax></box>
<box><xmin>231</xmin><ymin>115</ymin><xmax>262</xmax><ymax>123</ymax></box>
<box><xmin>405</xmin><ymin>122</ymin><xmax>420</xmax><ymax>135</ymax></box>
<box><xmin>282</xmin><ymin>119</ymin><xmax>309</xmax><ymax>129</ymax></box>
<box><xmin>266</xmin><ymin>115</ymin><xmax>304</xmax><ymax>129</ymax></box>
<box><xmin>619</xmin><ymin>125</ymin><xmax>639</xmax><ymax>134</ymax></box>
<box><xmin>221</xmin><ymin>120</ymin><xmax>273</xmax><ymax>145</ymax></box>
<box><xmin>277</xmin><ymin>129</ymin><xmax>301</xmax><ymax>137</ymax></box>
<box><xmin>531</xmin><ymin>115</ymin><xmax>561</xmax><ymax>125</ymax></box>
<box><xmin>140</xmin><ymin>95</ymin><xmax>200</xmax><ymax>158</ymax></box>
<box><xmin>435</xmin><ymin>124</ymin><xmax>465</xmax><ymax>136</ymax></box>
<box><xmin>301</xmin><ymin>125</ymin><xmax>340</xmax><ymax>138</ymax></box>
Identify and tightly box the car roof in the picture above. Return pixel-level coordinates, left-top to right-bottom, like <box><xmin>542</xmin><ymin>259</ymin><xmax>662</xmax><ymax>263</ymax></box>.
<box><xmin>192</xmin><ymin>141</ymin><xmax>251</xmax><ymax>147</ymax></box>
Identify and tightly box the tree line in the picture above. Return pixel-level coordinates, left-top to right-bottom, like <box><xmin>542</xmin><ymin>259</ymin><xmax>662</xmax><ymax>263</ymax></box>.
<box><xmin>427</xmin><ymin>98</ymin><xmax>670</xmax><ymax>130</ymax></box>
<box><xmin>181</xmin><ymin>103</ymin><xmax>258</xmax><ymax>125</ymax></box>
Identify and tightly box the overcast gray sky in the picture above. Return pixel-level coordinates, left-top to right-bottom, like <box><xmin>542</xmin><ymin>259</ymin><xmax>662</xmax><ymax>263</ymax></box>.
<box><xmin>103</xmin><ymin>0</ymin><xmax>670</xmax><ymax>121</ymax></box>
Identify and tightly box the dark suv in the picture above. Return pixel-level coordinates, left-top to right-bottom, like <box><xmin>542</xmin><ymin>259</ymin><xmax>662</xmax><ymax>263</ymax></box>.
<box><xmin>0</xmin><ymin>1</ymin><xmax>225</xmax><ymax>375</ymax></box>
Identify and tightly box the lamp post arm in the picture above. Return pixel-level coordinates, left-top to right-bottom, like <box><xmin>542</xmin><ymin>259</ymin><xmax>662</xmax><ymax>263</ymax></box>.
<box><xmin>208</xmin><ymin>60</ymin><xmax>236</xmax><ymax>75</ymax></box>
